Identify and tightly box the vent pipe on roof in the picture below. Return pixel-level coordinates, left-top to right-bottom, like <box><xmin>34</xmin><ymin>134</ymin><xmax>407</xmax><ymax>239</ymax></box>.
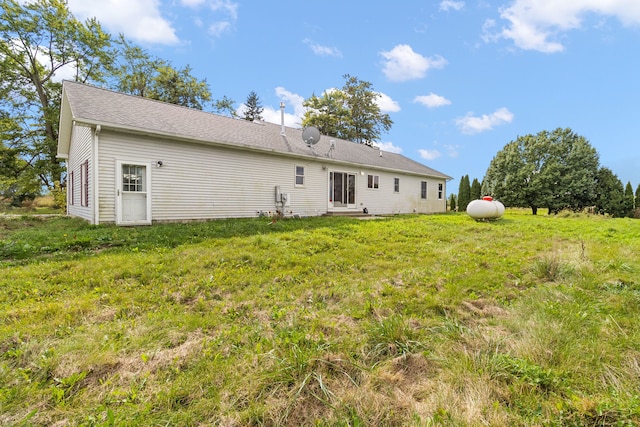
<box><xmin>280</xmin><ymin>102</ymin><xmax>286</xmax><ymax>136</ymax></box>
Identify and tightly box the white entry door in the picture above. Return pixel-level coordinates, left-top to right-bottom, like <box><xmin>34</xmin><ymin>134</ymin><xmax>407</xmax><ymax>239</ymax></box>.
<box><xmin>116</xmin><ymin>162</ymin><xmax>151</xmax><ymax>225</ymax></box>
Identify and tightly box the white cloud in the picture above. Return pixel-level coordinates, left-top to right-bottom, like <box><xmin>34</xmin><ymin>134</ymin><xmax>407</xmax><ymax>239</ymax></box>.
<box><xmin>67</xmin><ymin>0</ymin><xmax>179</xmax><ymax>45</ymax></box>
<box><xmin>200</xmin><ymin>0</ymin><xmax>239</xmax><ymax>38</ymax></box>
<box><xmin>180</xmin><ymin>0</ymin><xmax>205</xmax><ymax>6</ymax></box>
<box><xmin>440</xmin><ymin>1</ymin><xmax>465</xmax><ymax>12</ymax></box>
<box><xmin>444</xmin><ymin>143</ymin><xmax>460</xmax><ymax>158</ymax></box>
<box><xmin>374</xmin><ymin>141</ymin><xmax>403</xmax><ymax>154</ymax></box>
<box><xmin>414</xmin><ymin>93</ymin><xmax>452</xmax><ymax>108</ymax></box>
<box><xmin>376</xmin><ymin>92</ymin><xmax>401</xmax><ymax>113</ymax></box>
<box><xmin>303</xmin><ymin>39</ymin><xmax>342</xmax><ymax>57</ymax></box>
<box><xmin>209</xmin><ymin>21</ymin><xmax>232</xmax><ymax>37</ymax></box>
<box><xmin>261</xmin><ymin>87</ymin><xmax>306</xmax><ymax>128</ymax></box>
<box><xmin>421</xmin><ymin>141</ymin><xmax>459</xmax><ymax>159</ymax></box>
<box><xmin>419</xmin><ymin>149</ymin><xmax>442</xmax><ymax>160</ymax></box>
<box><xmin>486</xmin><ymin>0</ymin><xmax>640</xmax><ymax>53</ymax></box>
<box><xmin>380</xmin><ymin>44</ymin><xmax>447</xmax><ymax>82</ymax></box>
<box><xmin>276</xmin><ymin>87</ymin><xmax>306</xmax><ymax>119</ymax></box>
<box><xmin>209</xmin><ymin>0</ymin><xmax>239</xmax><ymax>20</ymax></box>
<box><xmin>455</xmin><ymin>107</ymin><xmax>514</xmax><ymax>134</ymax></box>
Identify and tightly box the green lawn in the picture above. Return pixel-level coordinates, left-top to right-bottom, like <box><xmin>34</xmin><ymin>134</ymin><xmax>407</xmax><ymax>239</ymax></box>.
<box><xmin>1</xmin><ymin>212</ymin><xmax>639</xmax><ymax>426</ymax></box>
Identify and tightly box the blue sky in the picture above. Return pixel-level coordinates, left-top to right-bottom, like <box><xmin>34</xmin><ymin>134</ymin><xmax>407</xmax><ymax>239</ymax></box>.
<box><xmin>66</xmin><ymin>0</ymin><xmax>640</xmax><ymax>193</ymax></box>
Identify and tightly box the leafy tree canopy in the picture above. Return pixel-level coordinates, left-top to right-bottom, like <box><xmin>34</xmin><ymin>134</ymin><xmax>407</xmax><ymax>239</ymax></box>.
<box><xmin>111</xmin><ymin>38</ymin><xmax>211</xmax><ymax>110</ymax></box>
<box><xmin>1</xmin><ymin>0</ymin><xmax>224</xmax><ymax>202</ymax></box>
<box><xmin>482</xmin><ymin>128</ymin><xmax>600</xmax><ymax>215</ymax></box>
<box><xmin>212</xmin><ymin>95</ymin><xmax>237</xmax><ymax>118</ymax></box>
<box><xmin>1</xmin><ymin>0</ymin><xmax>114</xmax><ymax>189</ymax></box>
<box><xmin>302</xmin><ymin>74</ymin><xmax>392</xmax><ymax>145</ymax></box>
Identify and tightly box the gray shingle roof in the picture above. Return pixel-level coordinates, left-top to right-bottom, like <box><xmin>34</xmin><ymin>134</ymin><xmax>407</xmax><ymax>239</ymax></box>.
<box><xmin>60</xmin><ymin>80</ymin><xmax>451</xmax><ymax>179</ymax></box>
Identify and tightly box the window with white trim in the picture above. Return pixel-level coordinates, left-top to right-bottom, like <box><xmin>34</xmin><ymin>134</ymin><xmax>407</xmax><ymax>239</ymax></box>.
<box><xmin>438</xmin><ymin>183</ymin><xmax>444</xmax><ymax>200</ymax></box>
<box><xmin>421</xmin><ymin>181</ymin><xmax>427</xmax><ymax>199</ymax></box>
<box><xmin>80</xmin><ymin>160</ymin><xmax>89</xmax><ymax>207</ymax></box>
<box><xmin>394</xmin><ymin>177</ymin><xmax>400</xmax><ymax>193</ymax></box>
<box><xmin>295</xmin><ymin>165</ymin><xmax>305</xmax><ymax>186</ymax></box>
<box><xmin>367</xmin><ymin>174</ymin><xmax>379</xmax><ymax>189</ymax></box>
<box><xmin>69</xmin><ymin>171</ymin><xmax>75</xmax><ymax>205</ymax></box>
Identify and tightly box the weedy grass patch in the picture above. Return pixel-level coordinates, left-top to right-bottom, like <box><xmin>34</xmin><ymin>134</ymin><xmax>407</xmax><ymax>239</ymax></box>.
<box><xmin>1</xmin><ymin>212</ymin><xmax>639</xmax><ymax>425</ymax></box>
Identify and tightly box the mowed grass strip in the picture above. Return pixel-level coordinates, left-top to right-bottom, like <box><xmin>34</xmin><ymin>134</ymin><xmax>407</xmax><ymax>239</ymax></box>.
<box><xmin>1</xmin><ymin>211</ymin><xmax>639</xmax><ymax>426</ymax></box>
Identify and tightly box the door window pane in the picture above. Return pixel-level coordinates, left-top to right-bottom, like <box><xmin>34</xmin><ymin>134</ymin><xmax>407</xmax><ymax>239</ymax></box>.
<box><xmin>123</xmin><ymin>164</ymin><xmax>145</xmax><ymax>192</ymax></box>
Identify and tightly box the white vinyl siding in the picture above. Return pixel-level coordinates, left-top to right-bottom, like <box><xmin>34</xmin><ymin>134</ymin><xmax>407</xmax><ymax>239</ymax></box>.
<box><xmin>97</xmin><ymin>130</ymin><xmax>328</xmax><ymax>222</ymax></box>
<box><xmin>65</xmin><ymin>126</ymin><xmax>449</xmax><ymax>224</ymax></box>
<box><xmin>354</xmin><ymin>171</ymin><xmax>447</xmax><ymax>215</ymax></box>
<box><xmin>66</xmin><ymin>125</ymin><xmax>93</xmax><ymax>222</ymax></box>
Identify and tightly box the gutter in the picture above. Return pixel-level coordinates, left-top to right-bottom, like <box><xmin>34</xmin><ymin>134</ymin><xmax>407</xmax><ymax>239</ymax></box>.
<box><xmin>71</xmin><ymin>118</ymin><xmax>451</xmax><ymax>181</ymax></box>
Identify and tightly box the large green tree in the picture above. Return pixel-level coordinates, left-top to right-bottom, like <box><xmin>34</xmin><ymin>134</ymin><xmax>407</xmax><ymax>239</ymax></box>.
<box><xmin>0</xmin><ymin>112</ymin><xmax>40</xmax><ymax>204</ymax></box>
<box><xmin>482</xmin><ymin>128</ymin><xmax>600</xmax><ymax>215</ymax></box>
<box><xmin>112</xmin><ymin>36</ymin><xmax>216</xmax><ymax>111</ymax></box>
<box><xmin>148</xmin><ymin>65</ymin><xmax>211</xmax><ymax>110</ymax></box>
<box><xmin>302</xmin><ymin>74</ymin><xmax>393</xmax><ymax>145</ymax></box>
<box><xmin>0</xmin><ymin>0</ymin><xmax>113</xmax><ymax>190</ymax></box>
<box><xmin>112</xmin><ymin>36</ymin><xmax>162</xmax><ymax>98</ymax></box>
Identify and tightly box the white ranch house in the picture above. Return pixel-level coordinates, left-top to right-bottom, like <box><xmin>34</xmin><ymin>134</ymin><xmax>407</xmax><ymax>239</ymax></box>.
<box><xmin>57</xmin><ymin>81</ymin><xmax>452</xmax><ymax>225</ymax></box>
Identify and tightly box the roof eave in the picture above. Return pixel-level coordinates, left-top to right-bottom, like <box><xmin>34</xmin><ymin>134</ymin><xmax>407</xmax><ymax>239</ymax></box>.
<box><xmin>57</xmin><ymin>86</ymin><xmax>73</xmax><ymax>157</ymax></box>
<box><xmin>71</xmin><ymin>118</ymin><xmax>451</xmax><ymax>180</ymax></box>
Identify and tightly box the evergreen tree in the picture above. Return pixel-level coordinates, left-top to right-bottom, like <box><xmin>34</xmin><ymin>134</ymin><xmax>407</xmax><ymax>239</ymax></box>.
<box><xmin>635</xmin><ymin>184</ymin><xmax>640</xmax><ymax>218</ymax></box>
<box><xmin>623</xmin><ymin>182</ymin><xmax>634</xmax><ymax>217</ymax></box>
<box><xmin>448</xmin><ymin>193</ymin><xmax>457</xmax><ymax>212</ymax></box>
<box><xmin>242</xmin><ymin>91</ymin><xmax>264</xmax><ymax>121</ymax></box>
<box><xmin>458</xmin><ymin>175</ymin><xmax>471</xmax><ymax>212</ymax></box>
<box><xmin>470</xmin><ymin>178</ymin><xmax>482</xmax><ymax>201</ymax></box>
<box><xmin>594</xmin><ymin>168</ymin><xmax>625</xmax><ymax>217</ymax></box>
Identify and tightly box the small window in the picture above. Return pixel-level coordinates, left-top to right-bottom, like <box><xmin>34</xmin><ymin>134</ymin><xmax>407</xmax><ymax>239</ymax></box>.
<box><xmin>438</xmin><ymin>183</ymin><xmax>444</xmax><ymax>200</ymax></box>
<box><xmin>421</xmin><ymin>181</ymin><xmax>427</xmax><ymax>199</ymax></box>
<box><xmin>81</xmin><ymin>160</ymin><xmax>89</xmax><ymax>207</ymax></box>
<box><xmin>295</xmin><ymin>165</ymin><xmax>305</xmax><ymax>186</ymax></box>
<box><xmin>69</xmin><ymin>171</ymin><xmax>75</xmax><ymax>206</ymax></box>
<box><xmin>367</xmin><ymin>174</ymin><xmax>379</xmax><ymax>189</ymax></box>
<box><xmin>394</xmin><ymin>177</ymin><xmax>400</xmax><ymax>193</ymax></box>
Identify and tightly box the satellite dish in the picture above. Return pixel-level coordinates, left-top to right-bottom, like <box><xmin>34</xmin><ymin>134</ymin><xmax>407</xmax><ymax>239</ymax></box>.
<box><xmin>302</xmin><ymin>126</ymin><xmax>321</xmax><ymax>146</ymax></box>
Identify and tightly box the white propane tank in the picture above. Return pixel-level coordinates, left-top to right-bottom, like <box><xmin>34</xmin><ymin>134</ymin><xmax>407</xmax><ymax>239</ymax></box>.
<box><xmin>466</xmin><ymin>196</ymin><xmax>505</xmax><ymax>220</ymax></box>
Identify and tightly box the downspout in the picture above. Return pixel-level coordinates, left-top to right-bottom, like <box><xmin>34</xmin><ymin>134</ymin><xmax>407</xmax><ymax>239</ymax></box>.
<box><xmin>93</xmin><ymin>125</ymin><xmax>101</xmax><ymax>225</ymax></box>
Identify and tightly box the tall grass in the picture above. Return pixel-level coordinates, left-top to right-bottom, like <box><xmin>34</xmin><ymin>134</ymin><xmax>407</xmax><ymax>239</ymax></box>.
<box><xmin>0</xmin><ymin>211</ymin><xmax>639</xmax><ymax>425</ymax></box>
